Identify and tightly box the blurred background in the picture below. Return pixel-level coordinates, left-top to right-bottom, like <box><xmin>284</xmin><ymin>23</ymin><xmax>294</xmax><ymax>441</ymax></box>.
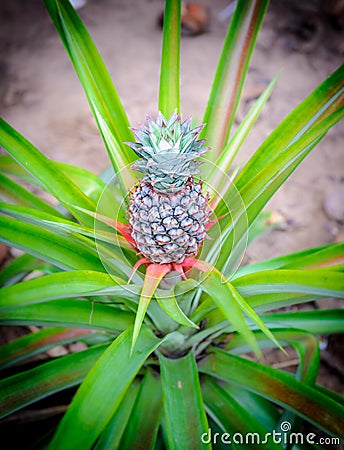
<box><xmin>0</xmin><ymin>0</ymin><xmax>343</xmax><ymax>391</ymax></box>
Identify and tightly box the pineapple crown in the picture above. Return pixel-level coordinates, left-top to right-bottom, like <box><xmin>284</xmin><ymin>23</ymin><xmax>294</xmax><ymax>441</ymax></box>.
<box><xmin>125</xmin><ymin>111</ymin><xmax>208</xmax><ymax>192</ymax></box>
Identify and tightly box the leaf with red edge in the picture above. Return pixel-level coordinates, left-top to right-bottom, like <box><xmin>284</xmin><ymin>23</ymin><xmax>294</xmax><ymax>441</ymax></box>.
<box><xmin>202</xmin><ymin>0</ymin><xmax>269</xmax><ymax>156</ymax></box>
<box><xmin>131</xmin><ymin>264</ymin><xmax>171</xmax><ymax>352</ymax></box>
<box><xmin>0</xmin><ymin>344</ymin><xmax>108</xmax><ymax>418</ymax></box>
<box><xmin>0</xmin><ymin>327</ymin><xmax>96</xmax><ymax>370</ymax></box>
<box><xmin>75</xmin><ymin>205</ymin><xmax>136</xmax><ymax>248</ymax></box>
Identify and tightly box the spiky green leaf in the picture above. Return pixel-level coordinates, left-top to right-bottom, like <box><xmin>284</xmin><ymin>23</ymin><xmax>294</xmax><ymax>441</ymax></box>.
<box><xmin>160</xmin><ymin>351</ymin><xmax>210</xmax><ymax>450</ymax></box>
<box><xmin>48</xmin><ymin>326</ymin><xmax>162</xmax><ymax>450</ymax></box>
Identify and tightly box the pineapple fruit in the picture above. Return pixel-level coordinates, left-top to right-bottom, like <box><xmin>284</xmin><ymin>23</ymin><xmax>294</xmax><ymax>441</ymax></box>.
<box><xmin>126</xmin><ymin>112</ymin><xmax>210</xmax><ymax>265</ymax></box>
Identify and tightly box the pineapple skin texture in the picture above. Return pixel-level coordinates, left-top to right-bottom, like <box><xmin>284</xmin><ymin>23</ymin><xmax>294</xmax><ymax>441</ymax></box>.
<box><xmin>129</xmin><ymin>178</ymin><xmax>209</xmax><ymax>264</ymax></box>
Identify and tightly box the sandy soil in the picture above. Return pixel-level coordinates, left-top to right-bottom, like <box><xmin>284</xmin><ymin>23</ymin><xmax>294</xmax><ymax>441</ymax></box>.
<box><xmin>0</xmin><ymin>0</ymin><xmax>343</xmax><ymax>391</ymax></box>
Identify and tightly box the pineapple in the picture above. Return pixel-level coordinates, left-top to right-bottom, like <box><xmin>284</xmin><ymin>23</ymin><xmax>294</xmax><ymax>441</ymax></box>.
<box><xmin>126</xmin><ymin>112</ymin><xmax>210</xmax><ymax>265</ymax></box>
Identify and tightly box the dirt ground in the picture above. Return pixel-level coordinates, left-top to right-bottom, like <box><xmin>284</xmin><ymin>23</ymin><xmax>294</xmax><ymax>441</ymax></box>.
<box><xmin>0</xmin><ymin>0</ymin><xmax>343</xmax><ymax>393</ymax></box>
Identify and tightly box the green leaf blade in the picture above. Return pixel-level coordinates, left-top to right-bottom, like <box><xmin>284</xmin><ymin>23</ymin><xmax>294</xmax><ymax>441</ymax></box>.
<box><xmin>207</xmin><ymin>73</ymin><xmax>279</xmax><ymax>195</ymax></box>
<box><xmin>235</xmin><ymin>65</ymin><xmax>344</xmax><ymax>187</ymax></box>
<box><xmin>202</xmin><ymin>377</ymin><xmax>283</xmax><ymax>449</ymax></box>
<box><xmin>200</xmin><ymin>271</ymin><xmax>261</xmax><ymax>357</ymax></box>
<box><xmin>0</xmin><ymin>216</ymin><xmax>105</xmax><ymax>272</ymax></box>
<box><xmin>0</xmin><ymin>118</ymin><xmax>96</xmax><ymax>225</ymax></box>
<box><xmin>0</xmin><ymin>172</ymin><xmax>64</xmax><ymax>218</ymax></box>
<box><xmin>0</xmin><ymin>270</ymin><xmax>135</xmax><ymax>310</ymax></box>
<box><xmin>131</xmin><ymin>264</ymin><xmax>171</xmax><ymax>353</ymax></box>
<box><xmin>158</xmin><ymin>0</ymin><xmax>181</xmax><ymax>116</ymax></box>
<box><xmin>160</xmin><ymin>351</ymin><xmax>211</xmax><ymax>450</ymax></box>
<box><xmin>200</xmin><ymin>350</ymin><xmax>344</xmax><ymax>439</ymax></box>
<box><xmin>119</xmin><ymin>369</ymin><xmax>162</xmax><ymax>450</ymax></box>
<box><xmin>0</xmin><ymin>344</ymin><xmax>108</xmax><ymax>418</ymax></box>
<box><xmin>0</xmin><ymin>253</ymin><xmax>43</xmax><ymax>287</ymax></box>
<box><xmin>156</xmin><ymin>289</ymin><xmax>199</xmax><ymax>329</ymax></box>
<box><xmin>210</xmin><ymin>67</ymin><xmax>344</xmax><ymax>275</ymax></box>
<box><xmin>0</xmin><ymin>327</ymin><xmax>96</xmax><ymax>370</ymax></box>
<box><xmin>233</xmin><ymin>269</ymin><xmax>344</xmax><ymax>299</ymax></box>
<box><xmin>0</xmin><ymin>299</ymin><xmax>134</xmax><ymax>333</ymax></box>
<box><xmin>43</xmin><ymin>0</ymin><xmax>137</xmax><ymax>194</ymax></box>
<box><xmin>94</xmin><ymin>379</ymin><xmax>141</xmax><ymax>450</ymax></box>
<box><xmin>227</xmin><ymin>282</ymin><xmax>284</xmax><ymax>352</ymax></box>
<box><xmin>226</xmin><ymin>328</ymin><xmax>320</xmax><ymax>384</ymax></box>
<box><xmin>261</xmin><ymin>309</ymin><xmax>344</xmax><ymax>335</ymax></box>
<box><xmin>234</xmin><ymin>242</ymin><xmax>344</xmax><ymax>278</ymax></box>
<box><xmin>48</xmin><ymin>326</ymin><xmax>162</xmax><ymax>450</ymax></box>
<box><xmin>202</xmin><ymin>0</ymin><xmax>269</xmax><ymax>156</ymax></box>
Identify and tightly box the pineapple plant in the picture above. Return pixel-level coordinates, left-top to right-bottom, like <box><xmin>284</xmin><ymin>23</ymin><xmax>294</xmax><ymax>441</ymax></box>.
<box><xmin>0</xmin><ymin>0</ymin><xmax>343</xmax><ymax>449</ymax></box>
